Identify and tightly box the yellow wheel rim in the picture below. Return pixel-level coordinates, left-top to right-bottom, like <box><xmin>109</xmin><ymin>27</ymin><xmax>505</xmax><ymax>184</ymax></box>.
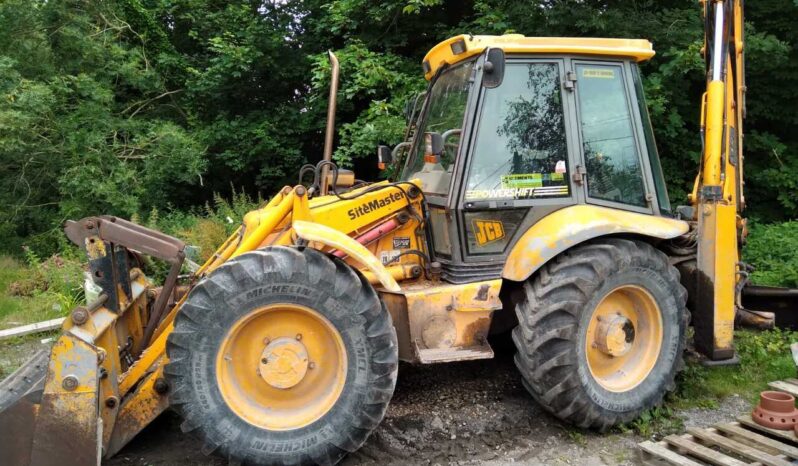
<box><xmin>216</xmin><ymin>303</ymin><xmax>347</xmax><ymax>431</ymax></box>
<box><xmin>585</xmin><ymin>285</ymin><xmax>663</xmax><ymax>393</ymax></box>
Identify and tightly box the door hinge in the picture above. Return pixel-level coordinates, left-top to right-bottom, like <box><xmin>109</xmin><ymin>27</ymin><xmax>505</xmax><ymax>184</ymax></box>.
<box><xmin>572</xmin><ymin>165</ymin><xmax>587</xmax><ymax>185</ymax></box>
<box><xmin>564</xmin><ymin>71</ymin><xmax>577</xmax><ymax>91</ymax></box>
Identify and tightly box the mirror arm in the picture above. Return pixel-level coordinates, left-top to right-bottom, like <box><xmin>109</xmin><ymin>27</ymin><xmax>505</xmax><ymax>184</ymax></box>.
<box><xmin>441</xmin><ymin>129</ymin><xmax>461</xmax><ymax>142</ymax></box>
<box><xmin>391</xmin><ymin>141</ymin><xmax>412</xmax><ymax>159</ymax></box>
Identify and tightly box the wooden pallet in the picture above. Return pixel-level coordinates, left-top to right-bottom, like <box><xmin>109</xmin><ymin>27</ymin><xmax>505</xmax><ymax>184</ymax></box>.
<box><xmin>639</xmin><ymin>379</ymin><xmax>798</xmax><ymax>466</ymax></box>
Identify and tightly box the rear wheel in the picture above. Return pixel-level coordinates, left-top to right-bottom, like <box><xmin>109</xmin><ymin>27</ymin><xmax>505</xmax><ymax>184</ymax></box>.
<box><xmin>512</xmin><ymin>238</ymin><xmax>687</xmax><ymax>430</ymax></box>
<box><xmin>165</xmin><ymin>246</ymin><xmax>398</xmax><ymax>465</ymax></box>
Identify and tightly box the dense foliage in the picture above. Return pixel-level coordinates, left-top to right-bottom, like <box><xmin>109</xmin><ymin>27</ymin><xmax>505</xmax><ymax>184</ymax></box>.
<box><xmin>0</xmin><ymin>1</ymin><xmax>796</xmax><ymax>262</ymax></box>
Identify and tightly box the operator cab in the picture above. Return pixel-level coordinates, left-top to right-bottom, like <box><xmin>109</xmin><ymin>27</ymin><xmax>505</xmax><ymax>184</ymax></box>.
<box><xmin>398</xmin><ymin>34</ymin><xmax>671</xmax><ymax>283</ymax></box>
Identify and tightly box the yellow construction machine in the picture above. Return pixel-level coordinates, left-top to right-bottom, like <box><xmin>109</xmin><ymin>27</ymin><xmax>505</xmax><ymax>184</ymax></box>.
<box><xmin>0</xmin><ymin>0</ymin><xmax>784</xmax><ymax>464</ymax></box>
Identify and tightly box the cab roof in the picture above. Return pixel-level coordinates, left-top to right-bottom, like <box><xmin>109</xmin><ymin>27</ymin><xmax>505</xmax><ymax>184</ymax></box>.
<box><xmin>422</xmin><ymin>34</ymin><xmax>655</xmax><ymax>80</ymax></box>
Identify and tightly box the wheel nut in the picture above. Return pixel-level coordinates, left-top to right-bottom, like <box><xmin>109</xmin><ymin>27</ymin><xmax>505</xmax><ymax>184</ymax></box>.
<box><xmin>62</xmin><ymin>375</ymin><xmax>79</xmax><ymax>391</ymax></box>
<box><xmin>261</xmin><ymin>357</ymin><xmax>268</xmax><ymax>364</ymax></box>
<box><xmin>263</xmin><ymin>337</ymin><xmax>270</xmax><ymax>345</ymax></box>
<box><xmin>308</xmin><ymin>362</ymin><xmax>316</xmax><ymax>369</ymax></box>
<box><xmin>295</xmin><ymin>334</ymin><xmax>302</xmax><ymax>341</ymax></box>
<box><xmin>71</xmin><ymin>307</ymin><xmax>89</xmax><ymax>326</ymax></box>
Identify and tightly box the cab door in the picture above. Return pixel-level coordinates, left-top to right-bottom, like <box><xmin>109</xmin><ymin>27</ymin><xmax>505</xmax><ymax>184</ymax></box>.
<box><xmin>455</xmin><ymin>58</ymin><xmax>579</xmax><ymax>267</ymax></box>
<box><xmin>569</xmin><ymin>60</ymin><xmax>656</xmax><ymax>214</ymax></box>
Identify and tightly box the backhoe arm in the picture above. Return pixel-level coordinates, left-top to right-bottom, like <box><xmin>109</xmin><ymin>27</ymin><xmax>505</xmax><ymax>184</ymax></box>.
<box><xmin>691</xmin><ymin>0</ymin><xmax>746</xmax><ymax>360</ymax></box>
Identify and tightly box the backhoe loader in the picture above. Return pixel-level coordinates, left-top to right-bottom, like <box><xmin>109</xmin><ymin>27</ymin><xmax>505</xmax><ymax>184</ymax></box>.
<box><xmin>0</xmin><ymin>0</ymin><xmax>787</xmax><ymax>464</ymax></box>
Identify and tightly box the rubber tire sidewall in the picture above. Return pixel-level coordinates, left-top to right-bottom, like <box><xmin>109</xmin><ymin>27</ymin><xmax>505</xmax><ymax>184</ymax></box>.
<box><xmin>575</xmin><ymin>267</ymin><xmax>682</xmax><ymax>414</ymax></box>
<box><xmin>166</xmin><ymin>248</ymin><xmax>397</xmax><ymax>465</ymax></box>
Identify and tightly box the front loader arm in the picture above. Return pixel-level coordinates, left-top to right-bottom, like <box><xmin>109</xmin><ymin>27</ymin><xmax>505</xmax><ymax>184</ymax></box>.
<box><xmin>0</xmin><ymin>179</ymin><xmax>425</xmax><ymax>465</ymax></box>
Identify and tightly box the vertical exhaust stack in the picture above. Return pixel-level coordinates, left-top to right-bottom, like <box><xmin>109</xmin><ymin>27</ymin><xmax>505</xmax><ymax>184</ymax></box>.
<box><xmin>321</xmin><ymin>51</ymin><xmax>340</xmax><ymax>196</ymax></box>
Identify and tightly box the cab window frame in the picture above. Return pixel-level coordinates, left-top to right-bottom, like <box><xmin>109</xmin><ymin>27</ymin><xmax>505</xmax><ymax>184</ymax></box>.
<box><xmin>455</xmin><ymin>57</ymin><xmax>579</xmax><ymax>212</ymax></box>
<box><xmin>570</xmin><ymin>58</ymin><xmax>656</xmax><ymax>215</ymax></box>
<box><xmin>403</xmin><ymin>57</ymin><xmax>479</xmax><ymax>208</ymax></box>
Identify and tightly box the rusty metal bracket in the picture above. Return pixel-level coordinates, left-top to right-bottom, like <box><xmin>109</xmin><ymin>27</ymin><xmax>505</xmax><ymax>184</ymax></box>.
<box><xmin>64</xmin><ymin>216</ymin><xmax>186</xmax><ymax>351</ymax></box>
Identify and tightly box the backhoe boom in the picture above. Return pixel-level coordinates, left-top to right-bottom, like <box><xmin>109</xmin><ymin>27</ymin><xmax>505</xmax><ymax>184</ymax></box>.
<box><xmin>691</xmin><ymin>0</ymin><xmax>747</xmax><ymax>360</ymax></box>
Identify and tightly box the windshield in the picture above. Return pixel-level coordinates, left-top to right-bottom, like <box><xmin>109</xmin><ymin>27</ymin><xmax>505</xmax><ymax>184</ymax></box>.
<box><xmin>400</xmin><ymin>61</ymin><xmax>474</xmax><ymax>194</ymax></box>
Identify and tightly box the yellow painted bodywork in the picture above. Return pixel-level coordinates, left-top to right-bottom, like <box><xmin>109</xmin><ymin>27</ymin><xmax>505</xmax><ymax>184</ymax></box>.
<box><xmin>215</xmin><ymin>303</ymin><xmax>347</xmax><ymax>431</ymax></box>
<box><xmin>107</xmin><ymin>363</ymin><xmax>169</xmax><ymax>457</ymax></box>
<box><xmin>8</xmin><ymin>6</ymin><xmax>754</xmax><ymax>458</ymax></box>
<box><xmin>381</xmin><ymin>279</ymin><xmax>502</xmax><ymax>362</ymax></box>
<box><xmin>689</xmin><ymin>0</ymin><xmax>745</xmax><ymax>358</ymax></box>
<box><xmin>10</xmin><ymin>180</ymin><xmax>427</xmax><ymax>462</ymax></box>
<box><xmin>423</xmin><ymin>34</ymin><xmax>655</xmax><ymax>80</ymax></box>
<box><xmin>293</xmin><ymin>220</ymin><xmax>401</xmax><ymax>292</ymax></box>
<box><xmin>503</xmin><ymin>205</ymin><xmax>689</xmax><ymax>282</ymax></box>
<box><xmin>585</xmin><ymin>285</ymin><xmax>663</xmax><ymax>393</ymax></box>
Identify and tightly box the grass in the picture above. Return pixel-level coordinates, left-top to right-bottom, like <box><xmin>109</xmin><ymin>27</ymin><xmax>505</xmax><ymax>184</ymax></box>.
<box><xmin>675</xmin><ymin>329</ymin><xmax>798</xmax><ymax>405</ymax></box>
<box><xmin>621</xmin><ymin>327</ymin><xmax>798</xmax><ymax>437</ymax></box>
<box><xmin>0</xmin><ymin>255</ymin><xmax>83</xmax><ymax>378</ymax></box>
<box><xmin>0</xmin><ymin>256</ymin><xmax>61</xmax><ymax>327</ymax></box>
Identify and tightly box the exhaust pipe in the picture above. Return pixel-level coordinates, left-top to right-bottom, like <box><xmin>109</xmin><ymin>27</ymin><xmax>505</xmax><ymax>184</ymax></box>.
<box><xmin>321</xmin><ymin>51</ymin><xmax>340</xmax><ymax>196</ymax></box>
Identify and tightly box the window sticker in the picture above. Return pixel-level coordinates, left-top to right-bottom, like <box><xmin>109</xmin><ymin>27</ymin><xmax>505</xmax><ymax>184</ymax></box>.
<box><xmin>555</xmin><ymin>160</ymin><xmax>567</xmax><ymax>174</ymax></box>
<box><xmin>582</xmin><ymin>68</ymin><xmax>615</xmax><ymax>79</ymax></box>
<box><xmin>465</xmin><ymin>185</ymin><xmax>569</xmax><ymax>200</ymax></box>
<box><xmin>501</xmin><ymin>173</ymin><xmax>543</xmax><ymax>189</ymax></box>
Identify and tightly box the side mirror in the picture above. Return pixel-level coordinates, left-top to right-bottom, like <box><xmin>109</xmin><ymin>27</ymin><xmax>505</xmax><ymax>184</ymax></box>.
<box><xmin>377</xmin><ymin>145</ymin><xmax>392</xmax><ymax>170</ymax></box>
<box><xmin>482</xmin><ymin>47</ymin><xmax>506</xmax><ymax>89</ymax></box>
<box><xmin>424</xmin><ymin>132</ymin><xmax>444</xmax><ymax>161</ymax></box>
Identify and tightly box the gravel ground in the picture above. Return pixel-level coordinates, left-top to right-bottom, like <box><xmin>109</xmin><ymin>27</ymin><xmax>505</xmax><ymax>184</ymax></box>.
<box><xmin>106</xmin><ymin>344</ymin><xmax>753</xmax><ymax>466</ymax></box>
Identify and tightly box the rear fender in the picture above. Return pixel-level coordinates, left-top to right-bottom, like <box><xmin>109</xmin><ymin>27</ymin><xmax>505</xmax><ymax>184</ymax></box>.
<box><xmin>502</xmin><ymin>205</ymin><xmax>689</xmax><ymax>282</ymax></box>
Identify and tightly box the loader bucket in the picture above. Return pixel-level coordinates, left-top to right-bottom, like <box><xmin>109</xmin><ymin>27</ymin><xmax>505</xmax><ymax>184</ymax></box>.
<box><xmin>0</xmin><ymin>216</ymin><xmax>186</xmax><ymax>466</ymax></box>
<box><xmin>0</xmin><ymin>337</ymin><xmax>104</xmax><ymax>466</ymax></box>
<box><xmin>0</xmin><ymin>349</ymin><xmax>48</xmax><ymax>465</ymax></box>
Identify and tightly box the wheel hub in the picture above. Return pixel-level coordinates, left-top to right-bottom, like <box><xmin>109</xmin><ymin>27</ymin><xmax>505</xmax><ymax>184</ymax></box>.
<box><xmin>585</xmin><ymin>285</ymin><xmax>663</xmax><ymax>393</ymax></box>
<box><xmin>216</xmin><ymin>303</ymin><xmax>347</xmax><ymax>431</ymax></box>
<box><xmin>594</xmin><ymin>314</ymin><xmax>635</xmax><ymax>357</ymax></box>
<box><xmin>259</xmin><ymin>337</ymin><xmax>309</xmax><ymax>389</ymax></box>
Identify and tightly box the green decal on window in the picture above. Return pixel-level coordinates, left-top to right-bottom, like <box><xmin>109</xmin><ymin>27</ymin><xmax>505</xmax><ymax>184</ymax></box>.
<box><xmin>501</xmin><ymin>173</ymin><xmax>543</xmax><ymax>189</ymax></box>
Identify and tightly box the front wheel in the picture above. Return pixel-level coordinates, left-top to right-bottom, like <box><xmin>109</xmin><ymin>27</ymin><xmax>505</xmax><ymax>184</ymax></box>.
<box><xmin>512</xmin><ymin>238</ymin><xmax>688</xmax><ymax>430</ymax></box>
<box><xmin>165</xmin><ymin>247</ymin><xmax>398</xmax><ymax>465</ymax></box>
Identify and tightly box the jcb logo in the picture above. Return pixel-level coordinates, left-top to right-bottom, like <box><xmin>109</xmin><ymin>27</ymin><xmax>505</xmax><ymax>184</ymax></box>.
<box><xmin>473</xmin><ymin>219</ymin><xmax>505</xmax><ymax>246</ymax></box>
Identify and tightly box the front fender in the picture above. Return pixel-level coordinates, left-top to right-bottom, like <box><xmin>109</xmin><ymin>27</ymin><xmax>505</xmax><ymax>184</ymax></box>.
<box><xmin>502</xmin><ymin>205</ymin><xmax>689</xmax><ymax>282</ymax></box>
<box><xmin>292</xmin><ymin>220</ymin><xmax>401</xmax><ymax>292</ymax></box>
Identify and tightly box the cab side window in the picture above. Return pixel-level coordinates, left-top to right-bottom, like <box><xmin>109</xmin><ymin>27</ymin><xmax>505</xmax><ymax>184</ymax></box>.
<box><xmin>575</xmin><ymin>64</ymin><xmax>646</xmax><ymax>207</ymax></box>
<box><xmin>465</xmin><ymin>62</ymin><xmax>570</xmax><ymax>201</ymax></box>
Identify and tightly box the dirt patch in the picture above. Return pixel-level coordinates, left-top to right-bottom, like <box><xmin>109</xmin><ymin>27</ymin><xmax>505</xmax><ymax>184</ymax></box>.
<box><xmin>105</xmin><ymin>346</ymin><xmax>751</xmax><ymax>466</ymax></box>
<box><xmin>678</xmin><ymin>394</ymin><xmax>752</xmax><ymax>429</ymax></box>
<box><xmin>0</xmin><ymin>336</ymin><xmax>753</xmax><ymax>465</ymax></box>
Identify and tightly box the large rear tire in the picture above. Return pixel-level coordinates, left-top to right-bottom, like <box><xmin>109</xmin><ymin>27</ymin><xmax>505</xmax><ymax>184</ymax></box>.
<box><xmin>165</xmin><ymin>246</ymin><xmax>398</xmax><ymax>465</ymax></box>
<box><xmin>512</xmin><ymin>238</ymin><xmax>687</xmax><ymax>430</ymax></box>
